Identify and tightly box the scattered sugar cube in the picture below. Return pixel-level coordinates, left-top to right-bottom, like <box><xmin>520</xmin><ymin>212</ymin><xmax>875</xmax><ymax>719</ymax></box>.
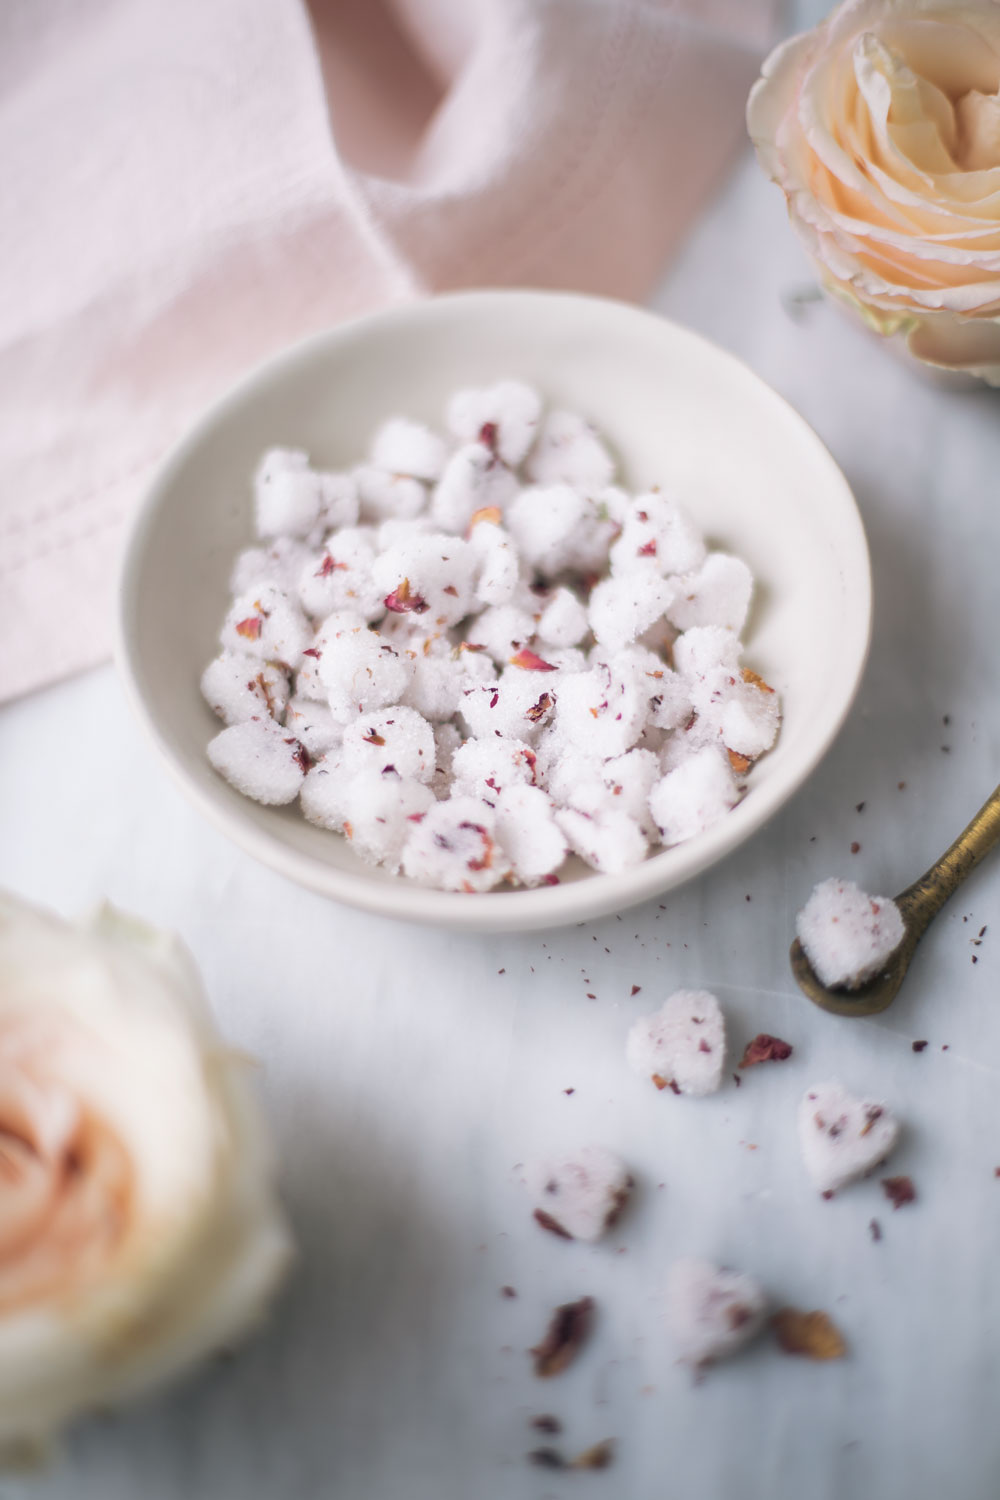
<box><xmin>401</xmin><ymin>797</ymin><xmax>508</xmax><ymax>891</ymax></box>
<box><xmin>626</xmin><ymin>990</ymin><xmax>726</xmax><ymax>1095</ymax></box>
<box><xmin>445</xmin><ymin>380</ymin><xmax>542</xmax><ymax>466</ymax></box>
<box><xmin>526</xmin><ymin>410</ymin><xmax>615</xmax><ymax>490</ymax></box>
<box><xmin>220</xmin><ymin>583</ymin><xmax>311</xmax><ymax>671</ymax></box>
<box><xmin>201</xmin><ymin>653</ymin><xmax>289</xmax><ymax>726</ymax></box>
<box><xmin>798</xmin><ymin>1082</ymin><xmax>901</xmax><ymax>1195</ymax></box>
<box><xmin>494</xmin><ymin>784</ymin><xmax>567</xmax><ymax>884</ymax></box>
<box><xmin>648</xmin><ymin>747</ymin><xmax>740</xmax><ymax>846</ymax></box>
<box><xmin>796</xmin><ymin>879</ymin><xmax>904</xmax><ymax>989</ymax></box>
<box><xmin>668</xmin><ymin>553</ymin><xmax>754</xmax><ymax>634</ymax></box>
<box><xmin>589</xmin><ymin>572</ymin><xmax>675</xmax><ymax>654</ymax></box>
<box><xmin>207</xmin><ymin>717</ymin><xmax>309</xmax><ymax>805</ymax></box>
<box><xmin>339</xmin><ymin>705</ymin><xmax>436</xmax><ymax>783</ymax></box>
<box><xmin>370</xmin><ymin>417</ymin><xmax>447</xmax><ymax>481</ymax></box>
<box><xmin>527</xmin><ymin>1145</ymin><xmax>633</xmax><ymax>1241</ymax></box>
<box><xmin>283</xmin><ymin>695</ymin><xmax>344</xmax><ymax>758</ymax></box>
<box><xmin>665</xmin><ymin>1259</ymin><xmax>767</xmax><ymax>1368</ymax></box>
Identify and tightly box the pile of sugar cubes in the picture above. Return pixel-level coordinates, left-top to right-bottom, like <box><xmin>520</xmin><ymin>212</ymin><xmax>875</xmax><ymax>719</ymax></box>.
<box><xmin>202</xmin><ymin>381</ymin><xmax>781</xmax><ymax>891</ymax></box>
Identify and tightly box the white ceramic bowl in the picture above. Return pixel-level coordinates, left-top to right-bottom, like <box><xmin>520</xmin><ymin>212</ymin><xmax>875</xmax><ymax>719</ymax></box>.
<box><xmin>117</xmin><ymin>290</ymin><xmax>871</xmax><ymax>932</ymax></box>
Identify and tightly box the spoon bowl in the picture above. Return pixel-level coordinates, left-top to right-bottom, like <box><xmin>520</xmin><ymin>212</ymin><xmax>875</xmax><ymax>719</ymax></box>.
<box><xmin>791</xmin><ymin>784</ymin><xmax>1000</xmax><ymax>1016</ymax></box>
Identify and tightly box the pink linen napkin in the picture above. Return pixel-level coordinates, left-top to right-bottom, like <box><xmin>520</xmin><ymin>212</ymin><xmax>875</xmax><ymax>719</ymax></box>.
<box><xmin>0</xmin><ymin>0</ymin><xmax>776</xmax><ymax>704</ymax></box>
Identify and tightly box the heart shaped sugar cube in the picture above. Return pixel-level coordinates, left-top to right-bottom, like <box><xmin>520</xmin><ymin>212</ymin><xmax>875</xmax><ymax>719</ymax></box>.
<box><xmin>626</xmin><ymin>990</ymin><xmax>726</xmax><ymax>1096</ymax></box>
<box><xmin>665</xmin><ymin>1258</ymin><xmax>767</xmax><ymax>1368</ymax></box>
<box><xmin>798</xmin><ymin>1082</ymin><xmax>900</xmax><ymax>1195</ymax></box>
<box><xmin>527</xmin><ymin>1145</ymin><xmax>633</xmax><ymax>1242</ymax></box>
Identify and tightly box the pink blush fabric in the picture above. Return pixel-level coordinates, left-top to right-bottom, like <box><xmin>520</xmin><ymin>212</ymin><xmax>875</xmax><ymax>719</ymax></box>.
<box><xmin>0</xmin><ymin>0</ymin><xmax>775</xmax><ymax>702</ymax></box>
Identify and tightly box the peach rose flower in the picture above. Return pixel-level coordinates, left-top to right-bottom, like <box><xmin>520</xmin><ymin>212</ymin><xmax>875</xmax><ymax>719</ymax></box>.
<box><xmin>748</xmin><ymin>0</ymin><xmax>1000</xmax><ymax>383</ymax></box>
<box><xmin>0</xmin><ymin>892</ymin><xmax>292</xmax><ymax>1455</ymax></box>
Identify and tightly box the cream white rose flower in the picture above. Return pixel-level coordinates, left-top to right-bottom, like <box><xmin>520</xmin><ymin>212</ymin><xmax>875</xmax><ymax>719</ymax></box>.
<box><xmin>0</xmin><ymin>891</ymin><xmax>292</xmax><ymax>1455</ymax></box>
<box><xmin>748</xmin><ymin>0</ymin><xmax>1000</xmax><ymax>383</ymax></box>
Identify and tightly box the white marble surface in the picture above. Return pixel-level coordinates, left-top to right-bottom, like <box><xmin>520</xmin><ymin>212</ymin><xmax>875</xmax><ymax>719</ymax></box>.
<box><xmin>3</xmin><ymin>121</ymin><xmax>1000</xmax><ymax>1500</ymax></box>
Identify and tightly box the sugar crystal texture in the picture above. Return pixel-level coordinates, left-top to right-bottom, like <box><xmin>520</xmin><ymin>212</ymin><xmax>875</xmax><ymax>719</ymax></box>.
<box><xmin>796</xmin><ymin>878</ymin><xmax>904</xmax><ymax>988</ymax></box>
<box><xmin>626</xmin><ymin>990</ymin><xmax>726</xmax><ymax>1095</ymax></box>
<box><xmin>207</xmin><ymin>718</ymin><xmax>308</xmax><ymax>805</ymax></box>
<box><xmin>201</xmin><ymin>654</ymin><xmax>289</xmax><ymax>727</ymax></box>
<box><xmin>797</xmin><ymin>1082</ymin><xmax>901</xmax><ymax>1194</ymax></box>
<box><xmin>445</xmin><ymin>380</ymin><xmax>542</xmax><ymax>466</ymax></box>
<box><xmin>527</xmin><ymin>1145</ymin><xmax>633</xmax><ymax>1241</ymax></box>
<box><xmin>204</xmin><ymin>387</ymin><xmax>781</xmax><ymax>890</ymax></box>
<box><xmin>401</xmin><ymin>797</ymin><xmax>507</xmax><ymax>892</ymax></box>
<box><xmin>665</xmin><ymin>1258</ymin><xmax>767</xmax><ymax>1367</ymax></box>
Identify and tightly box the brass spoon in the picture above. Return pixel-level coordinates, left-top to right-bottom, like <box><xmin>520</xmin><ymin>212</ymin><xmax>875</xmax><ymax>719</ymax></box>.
<box><xmin>790</xmin><ymin>784</ymin><xmax>1000</xmax><ymax>1017</ymax></box>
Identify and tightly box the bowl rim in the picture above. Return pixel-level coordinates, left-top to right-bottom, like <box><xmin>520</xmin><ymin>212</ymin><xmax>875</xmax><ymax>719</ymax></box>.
<box><xmin>115</xmin><ymin>287</ymin><xmax>872</xmax><ymax>932</ymax></box>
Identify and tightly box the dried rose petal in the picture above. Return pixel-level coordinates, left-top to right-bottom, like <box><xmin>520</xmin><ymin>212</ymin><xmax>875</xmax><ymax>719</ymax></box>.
<box><xmin>739</xmin><ymin>1034</ymin><xmax>793</xmax><ymax>1068</ymax></box>
<box><xmin>727</xmin><ymin>749</ymin><xmax>753</xmax><ymax>775</ymax></box>
<box><xmin>283</xmin><ymin>737</ymin><xmax>311</xmax><ymax>775</ymax></box>
<box><xmin>772</xmin><ymin>1308</ymin><xmax>846</xmax><ymax>1360</ymax></box>
<box><xmin>571</xmin><ymin>1439</ymin><xmax>615</xmax><ymax>1471</ymax></box>
<box><xmin>533</xmin><ymin>1208</ymin><xmax>573</xmax><ymax>1241</ymax></box>
<box><xmin>742</xmin><ymin>667</ymin><xmax>775</xmax><ymax>694</ymax></box>
<box><xmin>530</xmin><ymin>1296</ymin><xmax>595</xmax><ymax>1377</ymax></box>
<box><xmin>361</xmin><ymin>730</ymin><xmax>386</xmax><ymax>746</ymax></box>
<box><xmin>302</xmin><ymin>647</ymin><xmax>322</xmax><ymax>660</ymax></box>
<box><xmin>530</xmin><ymin>1414</ymin><xmax>561</xmax><ymax>1434</ymax></box>
<box><xmin>468</xmin><ymin>506</ymin><xmax>502</xmax><ymax>532</ymax></box>
<box><xmin>478</xmin><ymin>421</ymin><xmax>499</xmax><ymax>452</ymax></box>
<box><xmin>384</xmin><ymin>577</ymin><xmax>429</xmax><ymax>614</ymax></box>
<box><xmin>315</xmin><ymin>555</ymin><xmax>347</xmax><ymax>577</ymax></box>
<box><xmin>509</xmin><ymin>648</ymin><xmax>558</xmax><ymax>672</ymax></box>
<box><xmin>528</xmin><ymin>1448</ymin><xmax>565</xmax><ymax>1470</ymax></box>
<box><xmin>881</xmin><ymin>1175</ymin><xmax>916</xmax><ymax>1210</ymax></box>
<box><xmin>525</xmin><ymin>692</ymin><xmax>553</xmax><ymax>723</ymax></box>
<box><xmin>234</xmin><ymin>616</ymin><xmax>262</xmax><ymax>640</ymax></box>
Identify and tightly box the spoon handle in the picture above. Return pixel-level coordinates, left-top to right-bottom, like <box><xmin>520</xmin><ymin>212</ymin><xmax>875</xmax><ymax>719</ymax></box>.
<box><xmin>897</xmin><ymin>784</ymin><xmax>1000</xmax><ymax>931</ymax></box>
